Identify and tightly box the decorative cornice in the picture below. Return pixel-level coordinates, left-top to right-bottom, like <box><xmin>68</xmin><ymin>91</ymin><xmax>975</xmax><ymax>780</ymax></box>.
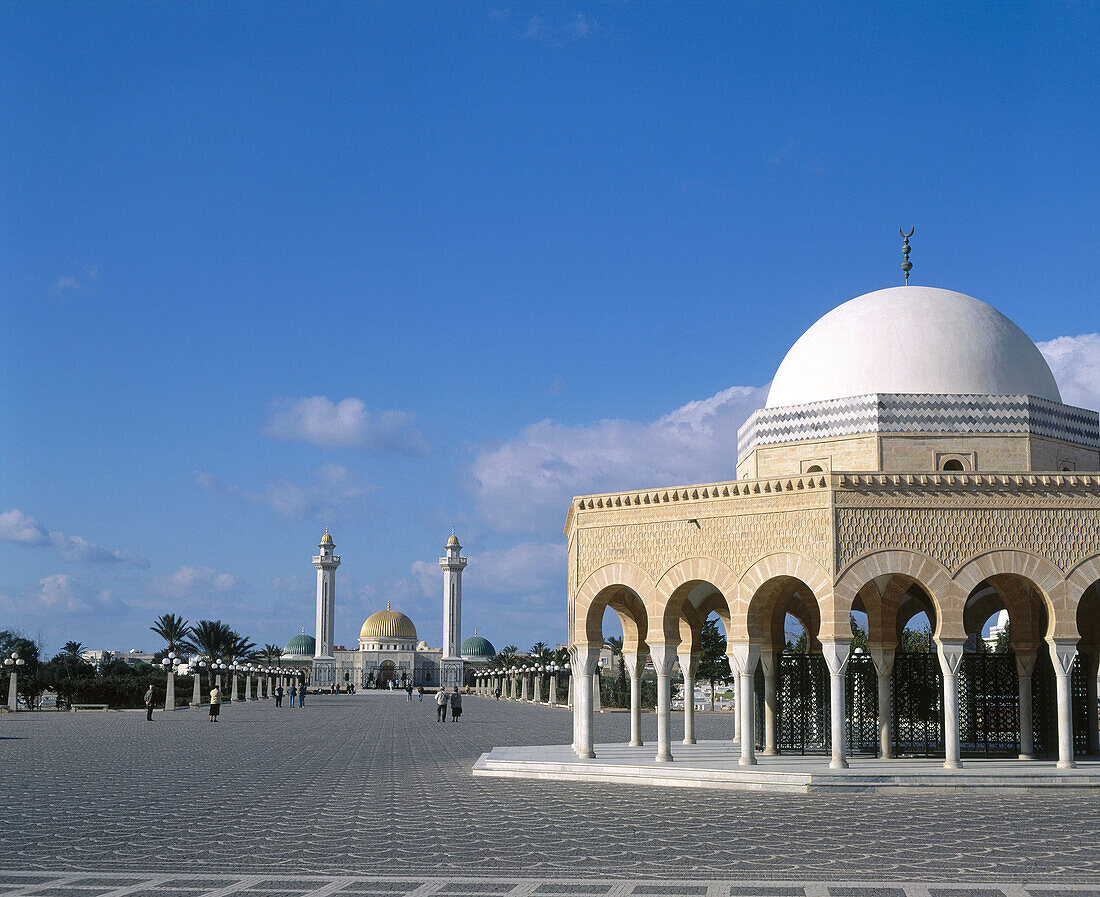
<box><xmin>737</xmin><ymin>393</ymin><xmax>1100</xmax><ymax>459</ymax></box>
<box><xmin>564</xmin><ymin>470</ymin><xmax>1100</xmax><ymax>532</ymax></box>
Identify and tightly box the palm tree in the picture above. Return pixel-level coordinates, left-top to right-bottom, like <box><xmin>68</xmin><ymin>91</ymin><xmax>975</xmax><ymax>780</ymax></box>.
<box><xmin>187</xmin><ymin>619</ymin><xmax>234</xmax><ymax>663</ymax></box>
<box><xmin>262</xmin><ymin>644</ymin><xmax>283</xmax><ymax>665</ymax></box>
<box><xmin>62</xmin><ymin>640</ymin><xmax>84</xmax><ymax>658</ymax></box>
<box><xmin>152</xmin><ymin>613</ymin><xmax>190</xmax><ymax>653</ymax></box>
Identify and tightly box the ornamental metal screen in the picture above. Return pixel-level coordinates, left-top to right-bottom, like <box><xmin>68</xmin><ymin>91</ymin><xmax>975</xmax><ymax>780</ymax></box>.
<box><xmin>1071</xmin><ymin>656</ymin><xmax>1089</xmax><ymax>756</ymax></box>
<box><xmin>845</xmin><ymin>652</ymin><xmax>879</xmax><ymax>755</ymax></box>
<box><xmin>958</xmin><ymin>652</ymin><xmax>1019</xmax><ymax>756</ymax></box>
<box><xmin>892</xmin><ymin>652</ymin><xmax>943</xmax><ymax>756</ymax></box>
<box><xmin>774</xmin><ymin>653</ymin><xmax>829</xmax><ymax>754</ymax></box>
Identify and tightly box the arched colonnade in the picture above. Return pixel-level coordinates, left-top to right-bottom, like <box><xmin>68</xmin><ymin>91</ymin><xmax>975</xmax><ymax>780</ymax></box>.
<box><xmin>570</xmin><ymin>549</ymin><xmax>1100</xmax><ymax>770</ymax></box>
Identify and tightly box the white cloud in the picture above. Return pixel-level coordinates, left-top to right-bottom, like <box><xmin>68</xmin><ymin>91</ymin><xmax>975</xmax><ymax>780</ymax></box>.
<box><xmin>155</xmin><ymin>565</ymin><xmax>239</xmax><ymax>600</ymax></box>
<box><xmin>1038</xmin><ymin>333</ymin><xmax>1100</xmax><ymax>411</ymax></box>
<box><xmin>0</xmin><ymin>509</ymin><xmax>50</xmax><ymax>545</ymax></box>
<box><xmin>196</xmin><ymin>464</ymin><xmax>374</xmax><ymax>520</ymax></box>
<box><xmin>471</xmin><ymin>384</ymin><xmax>767</xmax><ymax>532</ymax></box>
<box><xmin>263</xmin><ymin>397</ymin><xmax>429</xmax><ymax>455</ymax></box>
<box><xmin>32</xmin><ymin>574</ymin><xmax>114</xmax><ymax>613</ymax></box>
<box><xmin>468</xmin><ymin>542</ymin><xmax>567</xmax><ymax>597</ymax></box>
<box><xmin>0</xmin><ymin>508</ymin><xmax>147</xmax><ymax>566</ymax></box>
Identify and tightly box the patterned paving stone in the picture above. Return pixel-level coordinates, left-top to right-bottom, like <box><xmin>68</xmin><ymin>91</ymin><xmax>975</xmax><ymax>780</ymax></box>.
<box><xmin>1</xmin><ymin>695</ymin><xmax>1099</xmax><ymax>888</ymax></box>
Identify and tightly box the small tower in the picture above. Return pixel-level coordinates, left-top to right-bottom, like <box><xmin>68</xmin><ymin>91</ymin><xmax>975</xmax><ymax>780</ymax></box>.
<box><xmin>312</xmin><ymin>528</ymin><xmax>340</xmax><ymax>688</ymax></box>
<box><xmin>438</xmin><ymin>528</ymin><xmax>467</xmax><ymax>688</ymax></box>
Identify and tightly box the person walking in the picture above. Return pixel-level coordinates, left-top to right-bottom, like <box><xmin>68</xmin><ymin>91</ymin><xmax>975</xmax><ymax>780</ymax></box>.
<box><xmin>288</xmin><ymin>683</ymin><xmax>296</xmax><ymax>707</ymax></box>
<box><xmin>416</xmin><ymin>685</ymin><xmax>424</xmax><ymax>702</ymax></box>
<box><xmin>274</xmin><ymin>684</ymin><xmax>283</xmax><ymax>708</ymax></box>
<box><xmin>405</xmin><ymin>682</ymin><xmax>413</xmax><ymax>702</ymax></box>
<box><xmin>435</xmin><ymin>687</ymin><xmax>448</xmax><ymax>722</ymax></box>
<box><xmin>144</xmin><ymin>684</ymin><xmax>155</xmax><ymax>721</ymax></box>
<box><xmin>298</xmin><ymin>684</ymin><xmax>305</xmax><ymax>707</ymax></box>
<box><xmin>209</xmin><ymin>686</ymin><xmax>222</xmax><ymax>722</ymax></box>
<box><xmin>450</xmin><ymin>687</ymin><xmax>462</xmax><ymax>722</ymax></box>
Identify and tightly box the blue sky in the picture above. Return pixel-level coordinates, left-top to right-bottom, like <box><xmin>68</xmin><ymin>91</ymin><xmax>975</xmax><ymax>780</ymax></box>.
<box><xmin>3</xmin><ymin>2</ymin><xmax>1100</xmax><ymax>656</ymax></box>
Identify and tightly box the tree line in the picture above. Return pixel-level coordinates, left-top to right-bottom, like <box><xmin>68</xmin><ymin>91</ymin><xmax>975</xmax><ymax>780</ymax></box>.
<box><xmin>0</xmin><ymin>613</ymin><xmax>288</xmax><ymax>710</ymax></box>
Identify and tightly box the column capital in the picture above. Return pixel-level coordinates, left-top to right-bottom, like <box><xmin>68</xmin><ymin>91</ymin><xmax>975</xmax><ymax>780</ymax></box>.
<box><xmin>622</xmin><ymin>652</ymin><xmax>646</xmax><ymax>679</ymax></box>
<box><xmin>727</xmin><ymin>642</ymin><xmax>759</xmax><ymax>676</ymax></box>
<box><xmin>820</xmin><ymin>639</ymin><xmax>851</xmax><ymax>676</ymax></box>
<box><xmin>758</xmin><ymin>648</ymin><xmax>777</xmax><ymax>677</ymax></box>
<box><xmin>569</xmin><ymin>644</ymin><xmax>600</xmax><ymax>676</ymax></box>
<box><xmin>676</xmin><ymin>652</ymin><xmax>700</xmax><ymax>679</ymax></box>
<box><xmin>1014</xmin><ymin>647</ymin><xmax>1039</xmax><ymax>677</ymax></box>
<box><xmin>648</xmin><ymin>643</ymin><xmax>677</xmax><ymax>676</ymax></box>
<box><xmin>867</xmin><ymin>645</ymin><xmax>896</xmax><ymax>678</ymax></box>
<box><xmin>1046</xmin><ymin>639</ymin><xmax>1078</xmax><ymax>676</ymax></box>
<box><xmin>936</xmin><ymin>640</ymin><xmax>966</xmax><ymax>677</ymax></box>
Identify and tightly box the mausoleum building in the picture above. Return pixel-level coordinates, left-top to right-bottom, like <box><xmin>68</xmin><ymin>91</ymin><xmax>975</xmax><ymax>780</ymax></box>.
<box><xmin>566</xmin><ymin>285</ymin><xmax>1100</xmax><ymax>770</ymax></box>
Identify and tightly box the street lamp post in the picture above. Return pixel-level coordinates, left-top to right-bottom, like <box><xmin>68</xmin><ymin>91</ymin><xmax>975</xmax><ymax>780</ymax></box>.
<box><xmin>548</xmin><ymin>663</ymin><xmax>559</xmax><ymax>705</ymax></box>
<box><xmin>230</xmin><ymin>663</ymin><xmax>240</xmax><ymax>703</ymax></box>
<box><xmin>161</xmin><ymin>652</ymin><xmax>181</xmax><ymax>711</ymax></box>
<box><xmin>191</xmin><ymin>660</ymin><xmax>206</xmax><ymax>708</ymax></box>
<box><xmin>5</xmin><ymin>653</ymin><xmax>26</xmax><ymax>712</ymax></box>
<box><xmin>533</xmin><ymin>665</ymin><xmax>543</xmax><ymax>704</ymax></box>
<box><xmin>566</xmin><ymin>662</ymin><xmax>574</xmax><ymax>709</ymax></box>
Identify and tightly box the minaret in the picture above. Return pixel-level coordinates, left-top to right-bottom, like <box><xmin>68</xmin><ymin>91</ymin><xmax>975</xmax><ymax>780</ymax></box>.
<box><xmin>438</xmin><ymin>528</ymin><xmax>467</xmax><ymax>688</ymax></box>
<box><xmin>312</xmin><ymin>528</ymin><xmax>340</xmax><ymax>688</ymax></box>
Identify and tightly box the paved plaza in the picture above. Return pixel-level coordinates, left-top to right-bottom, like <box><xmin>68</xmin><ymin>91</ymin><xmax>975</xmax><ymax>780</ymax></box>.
<box><xmin>1</xmin><ymin>694</ymin><xmax>1098</xmax><ymax>896</ymax></box>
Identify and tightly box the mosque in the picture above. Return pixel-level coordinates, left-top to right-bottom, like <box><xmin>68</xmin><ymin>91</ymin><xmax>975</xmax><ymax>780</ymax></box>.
<box><xmin>566</xmin><ymin>270</ymin><xmax>1100</xmax><ymax>771</ymax></box>
<box><xmin>282</xmin><ymin>530</ymin><xmax>496</xmax><ymax>689</ymax></box>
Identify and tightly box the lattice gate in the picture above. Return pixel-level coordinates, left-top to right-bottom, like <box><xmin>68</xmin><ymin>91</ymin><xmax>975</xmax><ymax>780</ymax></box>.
<box><xmin>959</xmin><ymin>652</ymin><xmax>1019</xmax><ymax>756</ymax></box>
<box><xmin>845</xmin><ymin>651</ymin><xmax>879</xmax><ymax>755</ymax></box>
<box><xmin>772</xmin><ymin>653</ymin><xmax>829</xmax><ymax>754</ymax></box>
<box><xmin>892</xmin><ymin>652</ymin><xmax>943</xmax><ymax>756</ymax></box>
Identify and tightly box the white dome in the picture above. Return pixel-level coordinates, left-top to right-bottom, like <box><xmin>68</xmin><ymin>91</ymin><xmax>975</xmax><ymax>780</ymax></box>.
<box><xmin>765</xmin><ymin>287</ymin><xmax>1061</xmax><ymax>408</ymax></box>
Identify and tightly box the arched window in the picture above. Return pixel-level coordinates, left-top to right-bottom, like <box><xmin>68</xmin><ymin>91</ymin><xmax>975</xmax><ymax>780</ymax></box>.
<box><xmin>805</xmin><ymin>465</ymin><xmax>823</xmax><ymax>474</ymax></box>
<box><xmin>942</xmin><ymin>459</ymin><xmax>964</xmax><ymax>472</ymax></box>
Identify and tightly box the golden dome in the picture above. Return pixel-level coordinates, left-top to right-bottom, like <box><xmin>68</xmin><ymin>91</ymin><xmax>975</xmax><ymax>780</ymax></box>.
<box><xmin>446</xmin><ymin>528</ymin><xmax>460</xmax><ymax>547</ymax></box>
<box><xmin>320</xmin><ymin>529</ymin><xmax>333</xmax><ymax>545</ymax></box>
<box><xmin>359</xmin><ymin>608</ymin><xmax>417</xmax><ymax>641</ymax></box>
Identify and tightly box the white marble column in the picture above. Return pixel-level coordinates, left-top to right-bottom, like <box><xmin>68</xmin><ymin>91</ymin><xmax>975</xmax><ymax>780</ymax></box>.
<box><xmin>869</xmin><ymin>646</ymin><xmax>896</xmax><ymax>759</ymax></box>
<box><xmin>245</xmin><ymin>674</ymin><xmax>252</xmax><ymax>702</ymax></box>
<box><xmin>937</xmin><ymin>641</ymin><xmax>965</xmax><ymax>770</ymax></box>
<box><xmin>678</xmin><ymin>652</ymin><xmax>699</xmax><ymax>746</ymax></box>
<box><xmin>822</xmin><ymin>641</ymin><xmax>851</xmax><ymax>770</ymax></box>
<box><xmin>650</xmin><ymin>644</ymin><xmax>676</xmax><ymax>762</ymax></box>
<box><xmin>571</xmin><ymin>646</ymin><xmax>599</xmax><ymax>758</ymax></box>
<box><xmin>520</xmin><ymin>674</ymin><xmax>529</xmax><ymax>702</ymax></box>
<box><xmin>760</xmin><ymin>650</ymin><xmax>777</xmax><ymax>755</ymax></box>
<box><xmin>7</xmin><ymin>670</ymin><xmax>17</xmax><ymax>712</ymax></box>
<box><xmin>1014</xmin><ymin>648</ymin><xmax>1037</xmax><ymax>759</ymax></box>
<box><xmin>728</xmin><ymin>644</ymin><xmax>759</xmax><ymax>765</ymax></box>
<box><xmin>533</xmin><ymin>673</ymin><xmax>542</xmax><ymax>704</ymax></box>
<box><xmin>191</xmin><ymin>669</ymin><xmax>203</xmax><ymax>707</ymax></box>
<box><xmin>549</xmin><ymin>672</ymin><xmax>559</xmax><ymax>705</ymax></box>
<box><xmin>164</xmin><ymin>670</ymin><xmax>176</xmax><ymax>712</ymax></box>
<box><xmin>567</xmin><ymin>673</ymin><xmax>574</xmax><ymax>708</ymax></box>
<box><xmin>623</xmin><ymin>653</ymin><xmax>644</xmax><ymax>747</ymax></box>
<box><xmin>592</xmin><ymin>670</ymin><xmax>602</xmax><ymax>713</ymax></box>
<box><xmin>1048</xmin><ymin>640</ymin><xmax>1078</xmax><ymax>769</ymax></box>
<box><xmin>230</xmin><ymin>673</ymin><xmax>239</xmax><ymax>703</ymax></box>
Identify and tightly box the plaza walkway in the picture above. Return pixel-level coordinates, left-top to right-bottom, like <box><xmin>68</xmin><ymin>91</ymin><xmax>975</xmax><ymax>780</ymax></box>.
<box><xmin>1</xmin><ymin>693</ymin><xmax>1097</xmax><ymax>896</ymax></box>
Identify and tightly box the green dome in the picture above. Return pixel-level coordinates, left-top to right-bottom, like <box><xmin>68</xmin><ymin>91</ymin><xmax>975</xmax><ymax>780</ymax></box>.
<box><xmin>460</xmin><ymin>634</ymin><xmax>495</xmax><ymax>659</ymax></box>
<box><xmin>283</xmin><ymin>633</ymin><xmax>316</xmax><ymax>658</ymax></box>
